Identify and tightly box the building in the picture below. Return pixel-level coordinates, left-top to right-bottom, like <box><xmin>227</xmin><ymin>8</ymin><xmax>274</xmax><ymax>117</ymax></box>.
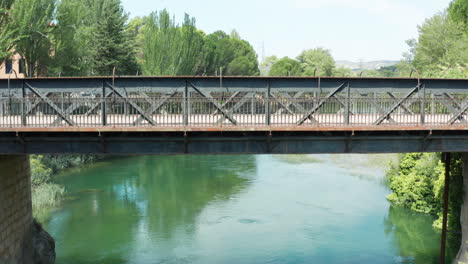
<box><xmin>0</xmin><ymin>53</ymin><xmax>26</xmax><ymax>78</ymax></box>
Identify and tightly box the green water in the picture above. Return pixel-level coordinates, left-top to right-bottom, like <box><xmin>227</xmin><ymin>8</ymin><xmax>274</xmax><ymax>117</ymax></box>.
<box><xmin>45</xmin><ymin>154</ymin><xmax>458</xmax><ymax>264</ymax></box>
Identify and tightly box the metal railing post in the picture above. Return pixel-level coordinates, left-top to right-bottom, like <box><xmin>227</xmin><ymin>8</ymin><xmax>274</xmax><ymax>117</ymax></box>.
<box><xmin>421</xmin><ymin>82</ymin><xmax>426</xmax><ymax>125</ymax></box>
<box><xmin>266</xmin><ymin>80</ymin><xmax>271</xmax><ymax>126</ymax></box>
<box><xmin>184</xmin><ymin>80</ymin><xmax>189</xmax><ymax>126</ymax></box>
<box><xmin>101</xmin><ymin>80</ymin><xmax>107</xmax><ymax>126</ymax></box>
<box><xmin>344</xmin><ymin>82</ymin><xmax>350</xmax><ymax>125</ymax></box>
<box><xmin>21</xmin><ymin>80</ymin><xmax>26</xmax><ymax>126</ymax></box>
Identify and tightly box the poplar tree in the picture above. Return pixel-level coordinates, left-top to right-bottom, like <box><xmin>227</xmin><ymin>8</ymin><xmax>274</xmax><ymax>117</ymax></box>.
<box><xmin>141</xmin><ymin>10</ymin><xmax>205</xmax><ymax>76</ymax></box>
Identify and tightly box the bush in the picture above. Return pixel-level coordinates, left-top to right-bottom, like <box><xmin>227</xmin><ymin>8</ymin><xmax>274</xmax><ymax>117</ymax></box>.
<box><xmin>31</xmin><ymin>155</ymin><xmax>53</xmax><ymax>187</ymax></box>
<box><xmin>387</xmin><ymin>153</ymin><xmax>464</xmax><ymax>231</ymax></box>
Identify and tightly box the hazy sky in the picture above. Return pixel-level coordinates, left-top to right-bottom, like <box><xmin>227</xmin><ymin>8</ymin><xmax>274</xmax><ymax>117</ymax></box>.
<box><xmin>121</xmin><ymin>0</ymin><xmax>451</xmax><ymax>62</ymax></box>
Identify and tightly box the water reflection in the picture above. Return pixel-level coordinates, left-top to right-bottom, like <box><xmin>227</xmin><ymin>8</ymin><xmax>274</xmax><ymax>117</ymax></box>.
<box><xmin>384</xmin><ymin>205</ymin><xmax>459</xmax><ymax>264</ymax></box>
<box><xmin>49</xmin><ymin>155</ymin><xmax>255</xmax><ymax>264</ymax></box>
<box><xmin>45</xmin><ymin>154</ymin><xmax>459</xmax><ymax>264</ymax></box>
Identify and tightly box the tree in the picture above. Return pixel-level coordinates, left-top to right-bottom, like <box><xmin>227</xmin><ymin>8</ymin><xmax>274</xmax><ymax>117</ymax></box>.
<box><xmin>11</xmin><ymin>0</ymin><xmax>55</xmax><ymax>77</ymax></box>
<box><xmin>201</xmin><ymin>30</ymin><xmax>259</xmax><ymax>76</ymax></box>
<box><xmin>297</xmin><ymin>48</ymin><xmax>335</xmax><ymax>76</ymax></box>
<box><xmin>269</xmin><ymin>57</ymin><xmax>302</xmax><ymax>76</ymax></box>
<box><xmin>0</xmin><ymin>0</ymin><xmax>17</xmax><ymax>61</ymax></box>
<box><xmin>50</xmin><ymin>0</ymin><xmax>97</xmax><ymax>76</ymax></box>
<box><xmin>92</xmin><ymin>0</ymin><xmax>139</xmax><ymax>76</ymax></box>
<box><xmin>333</xmin><ymin>67</ymin><xmax>353</xmax><ymax>77</ymax></box>
<box><xmin>141</xmin><ymin>10</ymin><xmax>205</xmax><ymax>75</ymax></box>
<box><xmin>259</xmin><ymin>55</ymin><xmax>277</xmax><ymax>76</ymax></box>
<box><xmin>406</xmin><ymin>12</ymin><xmax>467</xmax><ymax>78</ymax></box>
<box><xmin>448</xmin><ymin>0</ymin><xmax>468</xmax><ymax>29</ymax></box>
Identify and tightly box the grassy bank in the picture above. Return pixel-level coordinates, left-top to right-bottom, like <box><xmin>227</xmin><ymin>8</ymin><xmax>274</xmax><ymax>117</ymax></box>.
<box><xmin>31</xmin><ymin>154</ymin><xmax>106</xmax><ymax>222</ymax></box>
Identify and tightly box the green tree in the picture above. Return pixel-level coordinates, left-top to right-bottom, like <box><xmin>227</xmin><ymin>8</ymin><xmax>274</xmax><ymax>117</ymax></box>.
<box><xmin>202</xmin><ymin>30</ymin><xmax>259</xmax><ymax>76</ymax></box>
<box><xmin>297</xmin><ymin>48</ymin><xmax>335</xmax><ymax>76</ymax></box>
<box><xmin>448</xmin><ymin>0</ymin><xmax>468</xmax><ymax>29</ymax></box>
<box><xmin>0</xmin><ymin>0</ymin><xmax>17</xmax><ymax>61</ymax></box>
<box><xmin>407</xmin><ymin>12</ymin><xmax>467</xmax><ymax>78</ymax></box>
<box><xmin>333</xmin><ymin>67</ymin><xmax>354</xmax><ymax>77</ymax></box>
<box><xmin>11</xmin><ymin>0</ymin><xmax>55</xmax><ymax>76</ymax></box>
<box><xmin>50</xmin><ymin>0</ymin><xmax>96</xmax><ymax>76</ymax></box>
<box><xmin>259</xmin><ymin>55</ymin><xmax>277</xmax><ymax>76</ymax></box>
<box><xmin>269</xmin><ymin>57</ymin><xmax>302</xmax><ymax>76</ymax></box>
<box><xmin>141</xmin><ymin>10</ymin><xmax>205</xmax><ymax>76</ymax></box>
<box><xmin>92</xmin><ymin>0</ymin><xmax>139</xmax><ymax>76</ymax></box>
<box><xmin>30</xmin><ymin>155</ymin><xmax>52</xmax><ymax>187</ymax></box>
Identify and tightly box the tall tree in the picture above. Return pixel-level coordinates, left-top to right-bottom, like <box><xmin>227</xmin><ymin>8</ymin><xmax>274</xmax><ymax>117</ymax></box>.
<box><xmin>141</xmin><ymin>10</ymin><xmax>205</xmax><ymax>76</ymax></box>
<box><xmin>92</xmin><ymin>0</ymin><xmax>139</xmax><ymax>76</ymax></box>
<box><xmin>408</xmin><ymin>12</ymin><xmax>467</xmax><ymax>78</ymax></box>
<box><xmin>297</xmin><ymin>48</ymin><xmax>335</xmax><ymax>76</ymax></box>
<box><xmin>50</xmin><ymin>0</ymin><xmax>97</xmax><ymax>76</ymax></box>
<box><xmin>11</xmin><ymin>0</ymin><xmax>55</xmax><ymax>77</ymax></box>
<box><xmin>0</xmin><ymin>0</ymin><xmax>17</xmax><ymax>61</ymax></box>
<box><xmin>269</xmin><ymin>57</ymin><xmax>302</xmax><ymax>76</ymax></box>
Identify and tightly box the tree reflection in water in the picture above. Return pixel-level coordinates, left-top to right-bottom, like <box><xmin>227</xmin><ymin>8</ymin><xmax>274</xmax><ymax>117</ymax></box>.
<box><xmin>384</xmin><ymin>205</ymin><xmax>460</xmax><ymax>264</ymax></box>
<box><xmin>48</xmin><ymin>155</ymin><xmax>256</xmax><ymax>264</ymax></box>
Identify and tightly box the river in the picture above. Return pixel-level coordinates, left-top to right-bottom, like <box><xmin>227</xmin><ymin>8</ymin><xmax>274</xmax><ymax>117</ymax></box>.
<box><xmin>44</xmin><ymin>154</ymin><xmax>458</xmax><ymax>264</ymax></box>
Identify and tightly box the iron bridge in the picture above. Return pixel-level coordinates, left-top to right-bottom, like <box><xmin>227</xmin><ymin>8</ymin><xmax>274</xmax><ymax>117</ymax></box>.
<box><xmin>0</xmin><ymin>76</ymin><xmax>467</xmax><ymax>154</ymax></box>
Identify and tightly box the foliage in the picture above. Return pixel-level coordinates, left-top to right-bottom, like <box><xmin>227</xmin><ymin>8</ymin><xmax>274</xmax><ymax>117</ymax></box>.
<box><xmin>405</xmin><ymin>11</ymin><xmax>467</xmax><ymax>78</ymax></box>
<box><xmin>297</xmin><ymin>48</ymin><xmax>335</xmax><ymax>76</ymax></box>
<box><xmin>10</xmin><ymin>0</ymin><xmax>55</xmax><ymax>76</ymax></box>
<box><xmin>333</xmin><ymin>67</ymin><xmax>353</xmax><ymax>77</ymax></box>
<box><xmin>269</xmin><ymin>57</ymin><xmax>302</xmax><ymax>76</ymax></box>
<box><xmin>40</xmin><ymin>154</ymin><xmax>105</xmax><ymax>173</ymax></box>
<box><xmin>259</xmin><ymin>55</ymin><xmax>277</xmax><ymax>76</ymax></box>
<box><xmin>140</xmin><ymin>10</ymin><xmax>205</xmax><ymax>76</ymax></box>
<box><xmin>433</xmin><ymin>153</ymin><xmax>464</xmax><ymax>231</ymax></box>
<box><xmin>49</xmin><ymin>0</ymin><xmax>96</xmax><ymax>76</ymax></box>
<box><xmin>202</xmin><ymin>30</ymin><xmax>259</xmax><ymax>76</ymax></box>
<box><xmin>0</xmin><ymin>0</ymin><xmax>17</xmax><ymax>60</ymax></box>
<box><xmin>387</xmin><ymin>153</ymin><xmax>444</xmax><ymax>214</ymax></box>
<box><xmin>31</xmin><ymin>155</ymin><xmax>52</xmax><ymax>187</ymax></box>
<box><xmin>448</xmin><ymin>0</ymin><xmax>468</xmax><ymax>29</ymax></box>
<box><xmin>386</xmin><ymin>153</ymin><xmax>464</xmax><ymax>232</ymax></box>
<box><xmin>92</xmin><ymin>0</ymin><xmax>139</xmax><ymax>75</ymax></box>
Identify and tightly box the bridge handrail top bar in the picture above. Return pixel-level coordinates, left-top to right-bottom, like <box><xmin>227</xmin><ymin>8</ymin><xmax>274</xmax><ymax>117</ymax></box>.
<box><xmin>1</xmin><ymin>125</ymin><xmax>467</xmax><ymax>133</ymax></box>
<box><xmin>0</xmin><ymin>76</ymin><xmax>467</xmax><ymax>81</ymax></box>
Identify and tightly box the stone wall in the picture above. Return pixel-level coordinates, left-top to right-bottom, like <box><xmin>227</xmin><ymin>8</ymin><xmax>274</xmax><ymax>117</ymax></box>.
<box><xmin>0</xmin><ymin>155</ymin><xmax>33</xmax><ymax>264</ymax></box>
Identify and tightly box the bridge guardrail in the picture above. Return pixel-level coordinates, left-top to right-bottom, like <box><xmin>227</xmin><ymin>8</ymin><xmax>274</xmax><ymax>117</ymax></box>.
<box><xmin>0</xmin><ymin>94</ymin><xmax>466</xmax><ymax>128</ymax></box>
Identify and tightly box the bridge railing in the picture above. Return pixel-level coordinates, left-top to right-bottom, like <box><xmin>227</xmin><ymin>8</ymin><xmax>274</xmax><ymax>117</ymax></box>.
<box><xmin>0</xmin><ymin>95</ymin><xmax>466</xmax><ymax>128</ymax></box>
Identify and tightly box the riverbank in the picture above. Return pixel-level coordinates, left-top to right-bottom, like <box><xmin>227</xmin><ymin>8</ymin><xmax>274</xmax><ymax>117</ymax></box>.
<box><xmin>386</xmin><ymin>153</ymin><xmax>464</xmax><ymax>232</ymax></box>
<box><xmin>31</xmin><ymin>155</ymin><xmax>107</xmax><ymax>222</ymax></box>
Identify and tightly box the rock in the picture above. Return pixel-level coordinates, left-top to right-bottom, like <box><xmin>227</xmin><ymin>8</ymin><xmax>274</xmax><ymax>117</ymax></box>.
<box><xmin>31</xmin><ymin>219</ymin><xmax>56</xmax><ymax>264</ymax></box>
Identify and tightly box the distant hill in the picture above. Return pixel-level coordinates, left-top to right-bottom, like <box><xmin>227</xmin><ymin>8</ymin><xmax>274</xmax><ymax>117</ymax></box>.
<box><xmin>335</xmin><ymin>60</ymin><xmax>399</xmax><ymax>70</ymax></box>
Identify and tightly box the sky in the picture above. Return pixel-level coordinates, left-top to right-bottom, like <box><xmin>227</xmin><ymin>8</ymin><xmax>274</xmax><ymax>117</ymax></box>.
<box><xmin>121</xmin><ymin>0</ymin><xmax>452</xmax><ymax>62</ymax></box>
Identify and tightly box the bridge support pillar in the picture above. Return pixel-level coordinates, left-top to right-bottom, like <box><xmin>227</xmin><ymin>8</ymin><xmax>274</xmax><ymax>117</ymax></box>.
<box><xmin>456</xmin><ymin>153</ymin><xmax>468</xmax><ymax>264</ymax></box>
<box><xmin>0</xmin><ymin>155</ymin><xmax>33</xmax><ymax>264</ymax></box>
